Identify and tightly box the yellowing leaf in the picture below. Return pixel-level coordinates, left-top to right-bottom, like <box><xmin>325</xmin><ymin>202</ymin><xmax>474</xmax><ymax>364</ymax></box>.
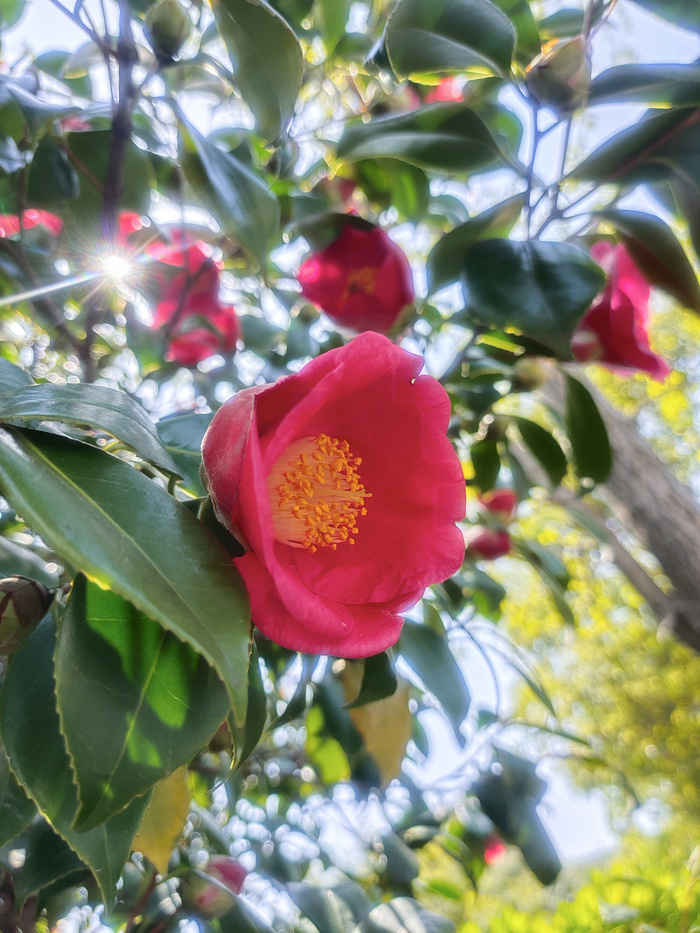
<box><xmin>132</xmin><ymin>767</ymin><xmax>190</xmax><ymax>873</ymax></box>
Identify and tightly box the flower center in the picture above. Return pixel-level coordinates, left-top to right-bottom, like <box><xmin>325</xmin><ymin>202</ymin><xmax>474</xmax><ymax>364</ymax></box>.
<box><xmin>343</xmin><ymin>266</ymin><xmax>378</xmax><ymax>300</ymax></box>
<box><xmin>267</xmin><ymin>433</ymin><xmax>370</xmax><ymax>553</ymax></box>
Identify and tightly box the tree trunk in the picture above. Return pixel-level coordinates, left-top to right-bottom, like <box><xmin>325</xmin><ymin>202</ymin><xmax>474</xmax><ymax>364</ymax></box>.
<box><xmin>541</xmin><ymin>371</ymin><xmax>700</xmax><ymax>652</ymax></box>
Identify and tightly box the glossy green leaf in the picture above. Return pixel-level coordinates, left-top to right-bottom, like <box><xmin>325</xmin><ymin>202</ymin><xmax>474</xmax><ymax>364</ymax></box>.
<box><xmin>595</xmin><ymin>208</ymin><xmax>700</xmax><ymax>313</ymax></box>
<box><xmin>627</xmin><ymin>0</ymin><xmax>700</xmax><ymax>33</ymax></box>
<box><xmin>385</xmin><ymin>0</ymin><xmax>515</xmax><ymax>79</ymax></box>
<box><xmin>55</xmin><ymin>576</ymin><xmax>231</xmax><ymax>830</ymax></box>
<box><xmin>512</xmin><ymin>417</ymin><xmax>568</xmax><ymax>487</ymax></box>
<box><xmin>0</xmin><ymin>0</ymin><xmax>25</xmax><ymax>28</ymax></box>
<box><xmin>536</xmin><ymin>8</ymin><xmax>583</xmax><ymax>39</ymax></box>
<box><xmin>0</xmin><ymin>746</ymin><xmax>37</xmax><ymax>845</ymax></box>
<box><xmin>356</xmin><ymin>897</ymin><xmax>456</xmax><ymax>933</ymax></box>
<box><xmin>399</xmin><ymin>622</ymin><xmax>470</xmax><ymax>735</ymax></box>
<box><xmin>345</xmin><ymin>652</ymin><xmax>398</xmax><ymax>709</ymax></box>
<box><xmin>354</xmin><ymin>159</ymin><xmax>430</xmax><ymax>221</ymax></box>
<box><xmin>157</xmin><ymin>412</ymin><xmax>214</xmax><ymax>496</ymax></box>
<box><xmin>338</xmin><ymin>104</ymin><xmax>505</xmax><ymax>174</ymax></box>
<box><xmin>218</xmin><ymin>897</ymin><xmax>277</xmax><ymax>933</ymax></box>
<box><xmin>12</xmin><ymin>820</ymin><xmax>88</xmax><ymax>910</ymax></box>
<box><xmin>27</xmin><ymin>134</ymin><xmax>80</xmax><ymax>203</ymax></box>
<box><xmin>470</xmin><ymin>438</ymin><xmax>501</xmax><ymax>491</ymax></box>
<box><xmin>211</xmin><ymin>0</ymin><xmax>303</xmax><ymax>142</ymax></box>
<box><xmin>461</xmin><ymin>239</ymin><xmax>606</xmax><ymax>356</ymax></box>
<box><xmin>589</xmin><ymin>64</ymin><xmax>700</xmax><ymax>107</ymax></box>
<box><xmin>288</xmin><ymin>882</ymin><xmax>356</xmax><ymax>933</ymax></box>
<box><xmin>381</xmin><ymin>831</ymin><xmax>420</xmax><ymax>884</ymax></box>
<box><xmin>180</xmin><ymin>120</ymin><xmax>279</xmax><ymax>268</ymax></box>
<box><xmin>0</xmin><ymin>383</ymin><xmax>181</xmax><ymax>476</ymax></box>
<box><xmin>316</xmin><ymin>0</ymin><xmax>350</xmax><ymax>53</ymax></box>
<box><xmin>0</xmin><ymin>535</ymin><xmax>59</xmax><ymax>586</ymax></box>
<box><xmin>0</xmin><ymin>357</ymin><xmax>32</xmax><ymax>392</ymax></box>
<box><xmin>230</xmin><ymin>642</ymin><xmax>268</xmax><ymax>768</ymax></box>
<box><xmin>490</xmin><ymin>0</ymin><xmax>540</xmax><ymax>62</ymax></box>
<box><xmin>0</xmin><ymin>427</ymin><xmax>251</xmax><ymax>726</ymax></box>
<box><xmin>427</xmin><ymin>195</ymin><xmax>524</xmax><ymax>292</ymax></box>
<box><xmin>569</xmin><ymin>107</ymin><xmax>700</xmax><ymax>192</ymax></box>
<box><xmin>0</xmin><ymin>619</ymin><xmax>150</xmax><ymax>905</ymax></box>
<box><xmin>563</xmin><ymin>373</ymin><xmax>612</xmax><ymax>484</ymax></box>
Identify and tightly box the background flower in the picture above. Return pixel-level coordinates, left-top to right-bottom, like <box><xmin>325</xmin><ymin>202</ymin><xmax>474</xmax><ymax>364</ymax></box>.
<box><xmin>297</xmin><ymin>223</ymin><xmax>414</xmax><ymax>334</ymax></box>
<box><xmin>572</xmin><ymin>242</ymin><xmax>669</xmax><ymax>380</ymax></box>
<box><xmin>202</xmin><ymin>332</ymin><xmax>465</xmax><ymax>657</ymax></box>
<box><xmin>0</xmin><ymin>209</ymin><xmax>63</xmax><ymax>237</ymax></box>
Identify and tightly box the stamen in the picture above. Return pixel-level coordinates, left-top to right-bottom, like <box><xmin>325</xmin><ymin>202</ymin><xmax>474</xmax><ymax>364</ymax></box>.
<box><xmin>267</xmin><ymin>434</ymin><xmax>371</xmax><ymax>551</ymax></box>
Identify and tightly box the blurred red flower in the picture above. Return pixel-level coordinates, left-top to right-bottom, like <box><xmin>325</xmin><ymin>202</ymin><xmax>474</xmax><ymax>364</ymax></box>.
<box><xmin>0</xmin><ymin>209</ymin><xmax>63</xmax><ymax>237</ymax></box>
<box><xmin>425</xmin><ymin>77</ymin><xmax>464</xmax><ymax>103</ymax></box>
<box><xmin>571</xmin><ymin>242</ymin><xmax>669</xmax><ymax>381</ymax></box>
<box><xmin>151</xmin><ymin>239</ymin><xmax>238</xmax><ymax>366</ymax></box>
<box><xmin>484</xmin><ymin>833</ymin><xmax>506</xmax><ymax>864</ymax></box>
<box><xmin>298</xmin><ymin>223</ymin><xmax>414</xmax><ymax>334</ymax></box>
<box><xmin>186</xmin><ymin>855</ymin><xmax>247</xmax><ymax>918</ymax></box>
<box><xmin>479</xmin><ymin>488</ymin><xmax>518</xmax><ymax>524</ymax></box>
<box><xmin>202</xmin><ymin>332</ymin><xmax>465</xmax><ymax>657</ymax></box>
<box><xmin>465</xmin><ymin>527</ymin><xmax>512</xmax><ymax>560</ymax></box>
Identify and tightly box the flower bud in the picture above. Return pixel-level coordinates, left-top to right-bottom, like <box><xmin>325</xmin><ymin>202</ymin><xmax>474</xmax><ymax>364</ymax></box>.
<box><xmin>0</xmin><ymin>576</ymin><xmax>54</xmax><ymax>654</ymax></box>
<box><xmin>465</xmin><ymin>528</ymin><xmax>512</xmax><ymax>561</ymax></box>
<box><xmin>525</xmin><ymin>37</ymin><xmax>591</xmax><ymax>114</ymax></box>
<box><xmin>145</xmin><ymin>0</ymin><xmax>192</xmax><ymax>61</ymax></box>
<box><xmin>181</xmin><ymin>856</ymin><xmax>247</xmax><ymax>918</ymax></box>
<box><xmin>479</xmin><ymin>488</ymin><xmax>518</xmax><ymax>524</ymax></box>
<box><xmin>511</xmin><ymin>357</ymin><xmax>549</xmax><ymax>391</ymax></box>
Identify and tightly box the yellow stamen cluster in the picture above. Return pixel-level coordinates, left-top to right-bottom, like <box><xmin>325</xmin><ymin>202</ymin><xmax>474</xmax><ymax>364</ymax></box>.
<box><xmin>267</xmin><ymin>434</ymin><xmax>370</xmax><ymax>553</ymax></box>
<box><xmin>343</xmin><ymin>266</ymin><xmax>378</xmax><ymax>301</ymax></box>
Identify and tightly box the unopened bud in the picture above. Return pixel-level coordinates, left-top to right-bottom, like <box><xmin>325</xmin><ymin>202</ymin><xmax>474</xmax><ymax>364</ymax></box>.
<box><xmin>181</xmin><ymin>856</ymin><xmax>247</xmax><ymax>918</ymax></box>
<box><xmin>145</xmin><ymin>0</ymin><xmax>192</xmax><ymax>61</ymax></box>
<box><xmin>465</xmin><ymin>528</ymin><xmax>512</xmax><ymax>561</ymax></box>
<box><xmin>525</xmin><ymin>37</ymin><xmax>591</xmax><ymax>114</ymax></box>
<box><xmin>479</xmin><ymin>488</ymin><xmax>518</xmax><ymax>524</ymax></box>
<box><xmin>0</xmin><ymin>576</ymin><xmax>54</xmax><ymax>654</ymax></box>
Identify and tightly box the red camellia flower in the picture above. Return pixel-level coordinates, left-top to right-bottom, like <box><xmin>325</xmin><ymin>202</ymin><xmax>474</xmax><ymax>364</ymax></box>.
<box><xmin>202</xmin><ymin>332</ymin><xmax>466</xmax><ymax>657</ymax></box>
<box><xmin>571</xmin><ymin>242</ymin><xmax>669</xmax><ymax>381</ymax></box>
<box><xmin>184</xmin><ymin>856</ymin><xmax>247</xmax><ymax>918</ymax></box>
<box><xmin>479</xmin><ymin>488</ymin><xmax>518</xmax><ymax>524</ymax></box>
<box><xmin>297</xmin><ymin>223</ymin><xmax>414</xmax><ymax>334</ymax></box>
<box><xmin>465</xmin><ymin>528</ymin><xmax>512</xmax><ymax>561</ymax></box>
<box><xmin>425</xmin><ymin>77</ymin><xmax>464</xmax><ymax>103</ymax></box>
<box><xmin>152</xmin><ymin>240</ymin><xmax>238</xmax><ymax>366</ymax></box>
<box><xmin>0</xmin><ymin>209</ymin><xmax>63</xmax><ymax>238</ymax></box>
<box><xmin>484</xmin><ymin>833</ymin><xmax>506</xmax><ymax>865</ymax></box>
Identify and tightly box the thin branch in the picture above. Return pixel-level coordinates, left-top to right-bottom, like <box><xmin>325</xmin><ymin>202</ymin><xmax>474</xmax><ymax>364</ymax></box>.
<box><xmin>525</xmin><ymin>101</ymin><xmax>542</xmax><ymax>238</ymax></box>
<box><xmin>46</xmin><ymin>0</ymin><xmax>113</xmax><ymax>56</ymax></box>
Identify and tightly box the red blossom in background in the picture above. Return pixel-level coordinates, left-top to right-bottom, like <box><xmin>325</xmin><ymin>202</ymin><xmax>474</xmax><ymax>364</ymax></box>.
<box><xmin>479</xmin><ymin>488</ymin><xmax>518</xmax><ymax>524</ymax></box>
<box><xmin>484</xmin><ymin>833</ymin><xmax>506</xmax><ymax>864</ymax></box>
<box><xmin>571</xmin><ymin>242</ymin><xmax>670</xmax><ymax>381</ymax></box>
<box><xmin>184</xmin><ymin>856</ymin><xmax>247</xmax><ymax>918</ymax></box>
<box><xmin>202</xmin><ymin>332</ymin><xmax>465</xmax><ymax>657</ymax></box>
<box><xmin>425</xmin><ymin>77</ymin><xmax>464</xmax><ymax>103</ymax></box>
<box><xmin>465</xmin><ymin>528</ymin><xmax>512</xmax><ymax>561</ymax></box>
<box><xmin>298</xmin><ymin>224</ymin><xmax>414</xmax><ymax>334</ymax></box>
<box><xmin>0</xmin><ymin>209</ymin><xmax>63</xmax><ymax>238</ymax></box>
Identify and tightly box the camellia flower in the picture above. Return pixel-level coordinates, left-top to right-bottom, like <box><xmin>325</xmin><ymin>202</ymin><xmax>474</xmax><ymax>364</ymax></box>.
<box><xmin>425</xmin><ymin>77</ymin><xmax>464</xmax><ymax>103</ymax></box>
<box><xmin>152</xmin><ymin>240</ymin><xmax>238</xmax><ymax>366</ymax></box>
<box><xmin>297</xmin><ymin>223</ymin><xmax>414</xmax><ymax>334</ymax></box>
<box><xmin>484</xmin><ymin>833</ymin><xmax>507</xmax><ymax>864</ymax></box>
<box><xmin>202</xmin><ymin>332</ymin><xmax>466</xmax><ymax>657</ymax></box>
<box><xmin>571</xmin><ymin>242</ymin><xmax>669</xmax><ymax>381</ymax></box>
<box><xmin>183</xmin><ymin>855</ymin><xmax>247</xmax><ymax>918</ymax></box>
<box><xmin>0</xmin><ymin>209</ymin><xmax>63</xmax><ymax>238</ymax></box>
<box><xmin>479</xmin><ymin>488</ymin><xmax>518</xmax><ymax>524</ymax></box>
<box><xmin>465</xmin><ymin>527</ymin><xmax>512</xmax><ymax>561</ymax></box>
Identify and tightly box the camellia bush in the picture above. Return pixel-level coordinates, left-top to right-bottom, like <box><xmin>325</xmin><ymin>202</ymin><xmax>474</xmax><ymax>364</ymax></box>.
<box><xmin>0</xmin><ymin>0</ymin><xmax>699</xmax><ymax>930</ymax></box>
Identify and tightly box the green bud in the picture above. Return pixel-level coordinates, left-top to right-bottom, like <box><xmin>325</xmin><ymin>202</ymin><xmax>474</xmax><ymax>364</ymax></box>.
<box><xmin>525</xmin><ymin>37</ymin><xmax>591</xmax><ymax>114</ymax></box>
<box><xmin>145</xmin><ymin>0</ymin><xmax>192</xmax><ymax>61</ymax></box>
<box><xmin>511</xmin><ymin>357</ymin><xmax>550</xmax><ymax>391</ymax></box>
<box><xmin>0</xmin><ymin>576</ymin><xmax>54</xmax><ymax>654</ymax></box>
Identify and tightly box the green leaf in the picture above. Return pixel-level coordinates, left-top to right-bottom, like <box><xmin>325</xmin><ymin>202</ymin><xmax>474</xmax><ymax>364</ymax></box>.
<box><xmin>0</xmin><ymin>619</ymin><xmax>150</xmax><ymax>906</ymax></box>
<box><xmin>470</xmin><ymin>439</ymin><xmax>501</xmax><ymax>491</ymax></box>
<box><xmin>427</xmin><ymin>195</ymin><xmax>524</xmax><ymax>292</ymax></box>
<box><xmin>385</xmin><ymin>0</ymin><xmax>515</xmax><ymax>80</ymax></box>
<box><xmin>179</xmin><ymin>119</ymin><xmax>279</xmax><ymax>268</ymax></box>
<box><xmin>461</xmin><ymin>239</ymin><xmax>606</xmax><ymax>356</ymax></box>
<box><xmin>569</xmin><ymin>107</ymin><xmax>700</xmax><ymax>193</ymax></box>
<box><xmin>0</xmin><ymin>357</ymin><xmax>33</xmax><ymax>392</ymax></box>
<box><xmin>0</xmin><ymin>746</ymin><xmax>37</xmax><ymax>845</ymax></box>
<box><xmin>589</xmin><ymin>64</ymin><xmax>700</xmax><ymax>107</ymax></box>
<box><xmin>0</xmin><ymin>383</ymin><xmax>181</xmax><ymax>476</ymax></box>
<box><xmin>0</xmin><ymin>0</ymin><xmax>25</xmax><ymax>28</ymax></box>
<box><xmin>345</xmin><ymin>652</ymin><xmax>398</xmax><ymax>709</ymax></box>
<box><xmin>512</xmin><ymin>417</ymin><xmax>568</xmax><ymax>487</ymax></box>
<box><xmin>354</xmin><ymin>159</ymin><xmax>430</xmax><ymax>221</ymax></box>
<box><xmin>338</xmin><ymin>103</ymin><xmax>506</xmax><ymax>174</ymax></box>
<box><xmin>27</xmin><ymin>134</ymin><xmax>80</xmax><ymax>203</ymax></box>
<box><xmin>0</xmin><ymin>427</ymin><xmax>251</xmax><ymax>727</ymax></box>
<box><xmin>595</xmin><ymin>208</ymin><xmax>700</xmax><ymax>313</ymax></box>
<box><xmin>490</xmin><ymin>0</ymin><xmax>540</xmax><ymax>62</ymax></box>
<box><xmin>157</xmin><ymin>412</ymin><xmax>214</xmax><ymax>496</ymax></box>
<box><xmin>356</xmin><ymin>897</ymin><xmax>456</xmax><ymax>933</ymax></box>
<box><xmin>627</xmin><ymin>0</ymin><xmax>700</xmax><ymax>33</ymax></box>
<box><xmin>230</xmin><ymin>641</ymin><xmax>268</xmax><ymax>768</ymax></box>
<box><xmin>672</xmin><ymin>174</ymin><xmax>700</xmax><ymax>261</ymax></box>
<box><xmin>211</xmin><ymin>0</ymin><xmax>303</xmax><ymax>142</ymax></box>
<box><xmin>12</xmin><ymin>820</ymin><xmax>88</xmax><ymax>910</ymax></box>
<box><xmin>536</xmin><ymin>8</ymin><xmax>583</xmax><ymax>39</ymax></box>
<box><xmin>0</xmin><ymin>535</ymin><xmax>59</xmax><ymax>586</ymax></box>
<box><xmin>399</xmin><ymin>622</ymin><xmax>470</xmax><ymax>735</ymax></box>
<box><xmin>55</xmin><ymin>576</ymin><xmax>231</xmax><ymax>831</ymax></box>
<box><xmin>288</xmin><ymin>883</ymin><xmax>357</xmax><ymax>933</ymax></box>
<box><xmin>380</xmin><ymin>831</ymin><xmax>420</xmax><ymax>884</ymax></box>
<box><xmin>315</xmin><ymin>0</ymin><xmax>350</xmax><ymax>54</ymax></box>
<box><xmin>563</xmin><ymin>373</ymin><xmax>612</xmax><ymax>484</ymax></box>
